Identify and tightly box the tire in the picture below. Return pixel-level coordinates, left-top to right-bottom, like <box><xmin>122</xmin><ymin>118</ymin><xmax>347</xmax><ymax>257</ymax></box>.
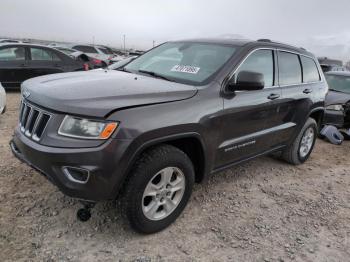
<box><xmin>282</xmin><ymin>118</ymin><xmax>317</xmax><ymax>165</ymax></box>
<box><xmin>121</xmin><ymin>144</ymin><xmax>195</xmax><ymax>234</ymax></box>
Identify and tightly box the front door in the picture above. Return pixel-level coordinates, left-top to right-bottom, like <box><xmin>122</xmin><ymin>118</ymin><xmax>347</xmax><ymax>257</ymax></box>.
<box><xmin>215</xmin><ymin>49</ymin><xmax>282</xmax><ymax>169</ymax></box>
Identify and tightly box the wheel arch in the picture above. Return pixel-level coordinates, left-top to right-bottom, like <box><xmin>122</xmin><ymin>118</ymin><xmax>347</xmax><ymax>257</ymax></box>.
<box><xmin>126</xmin><ymin>133</ymin><xmax>208</xmax><ymax>184</ymax></box>
<box><xmin>308</xmin><ymin>107</ymin><xmax>325</xmax><ymax>129</ymax></box>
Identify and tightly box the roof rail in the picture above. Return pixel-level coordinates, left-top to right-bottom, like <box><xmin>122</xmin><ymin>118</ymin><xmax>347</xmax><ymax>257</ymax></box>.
<box><xmin>257</xmin><ymin>38</ymin><xmax>307</xmax><ymax>51</ymax></box>
<box><xmin>257</xmin><ymin>39</ymin><xmax>272</xmax><ymax>42</ymax></box>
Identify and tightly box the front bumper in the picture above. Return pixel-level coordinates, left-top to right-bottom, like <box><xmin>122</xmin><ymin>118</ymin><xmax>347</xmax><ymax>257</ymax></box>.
<box><xmin>10</xmin><ymin>128</ymin><xmax>132</xmax><ymax>201</ymax></box>
<box><xmin>323</xmin><ymin>109</ymin><xmax>344</xmax><ymax>128</ymax></box>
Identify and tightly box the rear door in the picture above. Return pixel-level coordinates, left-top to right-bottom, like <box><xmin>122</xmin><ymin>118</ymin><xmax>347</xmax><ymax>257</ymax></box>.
<box><xmin>0</xmin><ymin>45</ymin><xmax>30</xmax><ymax>88</ymax></box>
<box><xmin>215</xmin><ymin>49</ymin><xmax>282</xmax><ymax>168</ymax></box>
<box><xmin>276</xmin><ymin>51</ymin><xmax>316</xmax><ymax>144</ymax></box>
<box><xmin>27</xmin><ymin>47</ymin><xmax>64</xmax><ymax>79</ymax></box>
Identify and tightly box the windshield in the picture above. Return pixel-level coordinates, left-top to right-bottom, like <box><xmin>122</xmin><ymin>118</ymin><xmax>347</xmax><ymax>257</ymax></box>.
<box><xmin>124</xmin><ymin>42</ymin><xmax>238</xmax><ymax>85</ymax></box>
<box><xmin>326</xmin><ymin>74</ymin><xmax>350</xmax><ymax>93</ymax></box>
<box><xmin>99</xmin><ymin>47</ymin><xmax>114</xmax><ymax>55</ymax></box>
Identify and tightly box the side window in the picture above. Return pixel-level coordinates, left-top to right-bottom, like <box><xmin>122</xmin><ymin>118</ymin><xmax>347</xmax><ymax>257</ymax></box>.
<box><xmin>278</xmin><ymin>51</ymin><xmax>302</xmax><ymax>85</ymax></box>
<box><xmin>301</xmin><ymin>56</ymin><xmax>320</xmax><ymax>82</ymax></box>
<box><xmin>0</xmin><ymin>47</ymin><xmax>25</xmax><ymax>61</ymax></box>
<box><xmin>235</xmin><ymin>49</ymin><xmax>274</xmax><ymax>87</ymax></box>
<box><xmin>30</xmin><ymin>48</ymin><xmax>61</xmax><ymax>61</ymax></box>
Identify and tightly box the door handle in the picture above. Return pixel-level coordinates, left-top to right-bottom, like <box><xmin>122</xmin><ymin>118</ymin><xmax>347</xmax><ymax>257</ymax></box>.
<box><xmin>303</xmin><ymin>88</ymin><xmax>312</xmax><ymax>94</ymax></box>
<box><xmin>268</xmin><ymin>93</ymin><xmax>280</xmax><ymax>100</ymax></box>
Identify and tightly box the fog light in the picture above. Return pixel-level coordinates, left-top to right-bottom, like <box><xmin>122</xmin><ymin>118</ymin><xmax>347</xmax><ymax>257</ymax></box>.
<box><xmin>62</xmin><ymin>166</ymin><xmax>90</xmax><ymax>184</ymax></box>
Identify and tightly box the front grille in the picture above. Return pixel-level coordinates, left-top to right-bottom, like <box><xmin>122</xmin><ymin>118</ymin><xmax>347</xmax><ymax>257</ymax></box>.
<box><xmin>19</xmin><ymin>100</ymin><xmax>51</xmax><ymax>141</ymax></box>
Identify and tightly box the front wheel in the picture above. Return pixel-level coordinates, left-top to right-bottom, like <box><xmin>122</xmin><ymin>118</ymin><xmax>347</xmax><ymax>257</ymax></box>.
<box><xmin>282</xmin><ymin>118</ymin><xmax>317</xmax><ymax>165</ymax></box>
<box><xmin>121</xmin><ymin>145</ymin><xmax>194</xmax><ymax>234</ymax></box>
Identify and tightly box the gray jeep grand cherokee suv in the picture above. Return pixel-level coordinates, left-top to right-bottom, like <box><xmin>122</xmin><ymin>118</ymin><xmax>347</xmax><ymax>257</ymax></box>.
<box><xmin>10</xmin><ymin>38</ymin><xmax>327</xmax><ymax>233</ymax></box>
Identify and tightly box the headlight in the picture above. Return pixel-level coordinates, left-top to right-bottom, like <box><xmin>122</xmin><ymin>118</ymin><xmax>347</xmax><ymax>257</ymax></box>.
<box><xmin>326</xmin><ymin>104</ymin><xmax>344</xmax><ymax>111</ymax></box>
<box><xmin>58</xmin><ymin>115</ymin><xmax>118</xmax><ymax>139</ymax></box>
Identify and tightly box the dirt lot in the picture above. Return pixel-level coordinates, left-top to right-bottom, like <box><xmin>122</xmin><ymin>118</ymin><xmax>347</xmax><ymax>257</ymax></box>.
<box><xmin>1</xmin><ymin>91</ymin><xmax>350</xmax><ymax>262</ymax></box>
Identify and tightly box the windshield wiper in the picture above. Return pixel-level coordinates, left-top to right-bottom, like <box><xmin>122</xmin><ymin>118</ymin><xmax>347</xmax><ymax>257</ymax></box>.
<box><xmin>116</xmin><ymin>67</ymin><xmax>132</xmax><ymax>73</ymax></box>
<box><xmin>138</xmin><ymin>70</ymin><xmax>175</xmax><ymax>82</ymax></box>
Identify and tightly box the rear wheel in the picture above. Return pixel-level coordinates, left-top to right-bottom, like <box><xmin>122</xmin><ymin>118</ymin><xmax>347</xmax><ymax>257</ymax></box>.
<box><xmin>121</xmin><ymin>144</ymin><xmax>194</xmax><ymax>234</ymax></box>
<box><xmin>282</xmin><ymin>118</ymin><xmax>317</xmax><ymax>165</ymax></box>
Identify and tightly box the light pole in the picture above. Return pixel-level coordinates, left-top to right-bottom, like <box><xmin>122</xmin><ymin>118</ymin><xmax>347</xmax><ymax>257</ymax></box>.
<box><xmin>123</xmin><ymin>34</ymin><xmax>126</xmax><ymax>53</ymax></box>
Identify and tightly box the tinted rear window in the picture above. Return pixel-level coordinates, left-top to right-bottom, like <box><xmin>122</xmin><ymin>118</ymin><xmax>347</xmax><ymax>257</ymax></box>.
<box><xmin>73</xmin><ymin>45</ymin><xmax>98</xmax><ymax>53</ymax></box>
<box><xmin>278</xmin><ymin>51</ymin><xmax>302</xmax><ymax>85</ymax></box>
<box><xmin>301</xmin><ymin>56</ymin><xmax>320</xmax><ymax>82</ymax></box>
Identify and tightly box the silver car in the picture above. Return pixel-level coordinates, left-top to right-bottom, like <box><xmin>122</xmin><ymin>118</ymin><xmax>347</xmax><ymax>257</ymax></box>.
<box><xmin>0</xmin><ymin>82</ymin><xmax>6</xmax><ymax>114</ymax></box>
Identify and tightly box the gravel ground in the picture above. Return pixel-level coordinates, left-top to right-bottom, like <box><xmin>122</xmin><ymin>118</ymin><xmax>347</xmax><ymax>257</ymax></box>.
<box><xmin>1</xmin><ymin>91</ymin><xmax>350</xmax><ymax>262</ymax></box>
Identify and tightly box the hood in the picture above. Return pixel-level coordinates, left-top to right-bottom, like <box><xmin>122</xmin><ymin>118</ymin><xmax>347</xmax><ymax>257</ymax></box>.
<box><xmin>326</xmin><ymin>90</ymin><xmax>350</xmax><ymax>106</ymax></box>
<box><xmin>22</xmin><ymin>70</ymin><xmax>197</xmax><ymax>118</ymax></box>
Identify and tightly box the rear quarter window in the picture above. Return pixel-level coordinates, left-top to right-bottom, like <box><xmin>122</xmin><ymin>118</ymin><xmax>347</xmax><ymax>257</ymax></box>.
<box><xmin>301</xmin><ymin>56</ymin><xmax>320</xmax><ymax>82</ymax></box>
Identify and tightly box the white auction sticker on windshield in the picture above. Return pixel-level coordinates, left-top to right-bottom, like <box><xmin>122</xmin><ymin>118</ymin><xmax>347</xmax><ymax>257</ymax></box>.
<box><xmin>171</xmin><ymin>65</ymin><xmax>200</xmax><ymax>74</ymax></box>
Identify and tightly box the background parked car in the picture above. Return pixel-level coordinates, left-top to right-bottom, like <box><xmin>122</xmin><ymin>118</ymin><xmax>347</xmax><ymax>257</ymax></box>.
<box><xmin>50</xmin><ymin>44</ymin><xmax>116</xmax><ymax>66</ymax></box>
<box><xmin>52</xmin><ymin>46</ymin><xmax>105</xmax><ymax>69</ymax></box>
<box><xmin>320</xmin><ymin>64</ymin><xmax>347</xmax><ymax>73</ymax></box>
<box><xmin>0</xmin><ymin>43</ymin><xmax>89</xmax><ymax>88</ymax></box>
<box><xmin>318</xmin><ymin>57</ymin><xmax>347</xmax><ymax>72</ymax></box>
<box><xmin>323</xmin><ymin>71</ymin><xmax>350</xmax><ymax>128</ymax></box>
<box><xmin>94</xmin><ymin>45</ymin><xmax>128</xmax><ymax>63</ymax></box>
<box><xmin>0</xmin><ymin>82</ymin><xmax>6</xmax><ymax>114</ymax></box>
<box><xmin>70</xmin><ymin>44</ymin><xmax>115</xmax><ymax>65</ymax></box>
<box><xmin>95</xmin><ymin>45</ymin><xmax>114</xmax><ymax>56</ymax></box>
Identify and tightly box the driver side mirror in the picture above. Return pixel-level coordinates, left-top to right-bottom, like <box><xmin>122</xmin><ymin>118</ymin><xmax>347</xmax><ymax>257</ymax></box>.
<box><xmin>227</xmin><ymin>71</ymin><xmax>265</xmax><ymax>92</ymax></box>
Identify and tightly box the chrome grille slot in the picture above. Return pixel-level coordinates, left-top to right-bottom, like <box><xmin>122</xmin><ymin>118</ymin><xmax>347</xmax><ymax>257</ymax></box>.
<box><xmin>19</xmin><ymin>100</ymin><xmax>51</xmax><ymax>141</ymax></box>
<box><xmin>32</xmin><ymin>113</ymin><xmax>50</xmax><ymax>141</ymax></box>
<box><xmin>20</xmin><ymin>104</ymin><xmax>30</xmax><ymax>132</ymax></box>
<box><xmin>19</xmin><ymin>101</ymin><xmax>25</xmax><ymax>121</ymax></box>
<box><xmin>25</xmin><ymin>109</ymin><xmax>39</xmax><ymax>136</ymax></box>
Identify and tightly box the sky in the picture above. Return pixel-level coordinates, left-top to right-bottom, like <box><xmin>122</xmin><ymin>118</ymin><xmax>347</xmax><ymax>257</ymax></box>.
<box><xmin>1</xmin><ymin>0</ymin><xmax>350</xmax><ymax>61</ymax></box>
